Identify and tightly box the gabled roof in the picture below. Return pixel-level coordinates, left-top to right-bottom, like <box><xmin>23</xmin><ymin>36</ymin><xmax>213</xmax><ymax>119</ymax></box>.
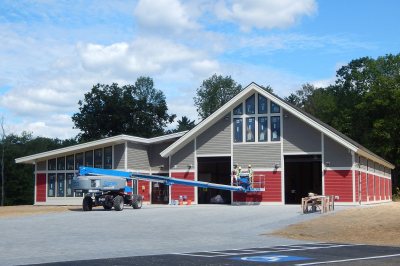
<box><xmin>161</xmin><ymin>83</ymin><xmax>394</xmax><ymax>169</ymax></box>
<box><xmin>16</xmin><ymin>131</ymin><xmax>186</xmax><ymax>164</ymax></box>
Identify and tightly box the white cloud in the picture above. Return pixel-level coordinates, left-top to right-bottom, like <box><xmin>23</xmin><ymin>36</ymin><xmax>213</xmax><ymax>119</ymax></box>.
<box><xmin>78</xmin><ymin>37</ymin><xmax>219</xmax><ymax>79</ymax></box>
<box><xmin>134</xmin><ymin>0</ymin><xmax>199</xmax><ymax>33</ymax></box>
<box><xmin>215</xmin><ymin>0</ymin><xmax>317</xmax><ymax>31</ymax></box>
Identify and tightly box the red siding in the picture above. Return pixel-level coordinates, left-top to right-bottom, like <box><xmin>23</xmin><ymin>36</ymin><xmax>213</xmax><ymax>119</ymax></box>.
<box><xmin>380</xmin><ymin>178</ymin><xmax>385</xmax><ymax>200</ymax></box>
<box><xmin>233</xmin><ymin>171</ymin><xmax>281</xmax><ymax>203</ymax></box>
<box><xmin>387</xmin><ymin>179</ymin><xmax>391</xmax><ymax>200</ymax></box>
<box><xmin>324</xmin><ymin>170</ymin><xmax>353</xmax><ymax>202</ymax></box>
<box><xmin>361</xmin><ymin>172</ymin><xmax>367</xmax><ymax>202</ymax></box>
<box><xmin>36</xmin><ymin>173</ymin><xmax>46</xmax><ymax>202</ymax></box>
<box><xmin>375</xmin><ymin>175</ymin><xmax>380</xmax><ymax>200</ymax></box>
<box><xmin>171</xmin><ymin>172</ymin><xmax>195</xmax><ymax>202</ymax></box>
<box><xmin>138</xmin><ymin>180</ymin><xmax>150</xmax><ymax>201</ymax></box>
<box><xmin>367</xmin><ymin>174</ymin><xmax>374</xmax><ymax>201</ymax></box>
<box><xmin>355</xmin><ymin>171</ymin><xmax>360</xmax><ymax>202</ymax></box>
<box><xmin>389</xmin><ymin>179</ymin><xmax>392</xmax><ymax>200</ymax></box>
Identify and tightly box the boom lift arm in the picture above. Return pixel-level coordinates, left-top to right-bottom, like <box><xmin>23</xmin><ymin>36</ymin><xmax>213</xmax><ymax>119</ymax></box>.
<box><xmin>73</xmin><ymin>166</ymin><xmax>265</xmax><ymax>211</ymax></box>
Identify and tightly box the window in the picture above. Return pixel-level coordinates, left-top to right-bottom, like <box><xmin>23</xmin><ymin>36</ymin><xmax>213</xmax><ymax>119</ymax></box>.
<box><xmin>233</xmin><ymin>118</ymin><xmax>243</xmax><ymax>143</ymax></box>
<box><xmin>48</xmin><ymin>173</ymin><xmax>56</xmax><ymax>197</ymax></box>
<box><xmin>258</xmin><ymin>95</ymin><xmax>268</xmax><ymax>114</ymax></box>
<box><xmin>271</xmin><ymin>101</ymin><xmax>280</xmax><ymax>113</ymax></box>
<box><xmin>85</xmin><ymin>150</ymin><xmax>93</xmax><ymax>167</ymax></box>
<box><xmin>233</xmin><ymin>103</ymin><xmax>243</xmax><ymax>115</ymax></box>
<box><xmin>48</xmin><ymin>159</ymin><xmax>56</xmax><ymax>171</ymax></box>
<box><xmin>271</xmin><ymin>116</ymin><xmax>281</xmax><ymax>141</ymax></box>
<box><xmin>57</xmin><ymin>173</ymin><xmax>65</xmax><ymax>197</ymax></box>
<box><xmin>75</xmin><ymin>153</ymin><xmax>84</xmax><ymax>170</ymax></box>
<box><xmin>245</xmin><ymin>94</ymin><xmax>255</xmax><ymax>114</ymax></box>
<box><xmin>94</xmin><ymin>148</ymin><xmax>103</xmax><ymax>168</ymax></box>
<box><xmin>104</xmin><ymin>146</ymin><xmax>113</xmax><ymax>169</ymax></box>
<box><xmin>246</xmin><ymin>117</ymin><xmax>255</xmax><ymax>142</ymax></box>
<box><xmin>66</xmin><ymin>173</ymin><xmax>74</xmax><ymax>197</ymax></box>
<box><xmin>258</xmin><ymin>117</ymin><xmax>268</xmax><ymax>142</ymax></box>
<box><xmin>57</xmin><ymin>156</ymin><xmax>65</xmax><ymax>170</ymax></box>
<box><xmin>66</xmin><ymin>155</ymin><xmax>74</xmax><ymax>170</ymax></box>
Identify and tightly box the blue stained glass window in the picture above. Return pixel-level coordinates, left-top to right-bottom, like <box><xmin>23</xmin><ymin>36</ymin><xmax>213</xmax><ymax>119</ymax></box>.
<box><xmin>57</xmin><ymin>156</ymin><xmax>65</xmax><ymax>170</ymax></box>
<box><xmin>75</xmin><ymin>153</ymin><xmax>84</xmax><ymax>170</ymax></box>
<box><xmin>245</xmin><ymin>94</ymin><xmax>255</xmax><ymax>114</ymax></box>
<box><xmin>246</xmin><ymin>117</ymin><xmax>255</xmax><ymax>142</ymax></box>
<box><xmin>258</xmin><ymin>94</ymin><xmax>268</xmax><ymax>114</ymax></box>
<box><xmin>66</xmin><ymin>173</ymin><xmax>74</xmax><ymax>197</ymax></box>
<box><xmin>104</xmin><ymin>146</ymin><xmax>113</xmax><ymax>169</ymax></box>
<box><xmin>57</xmin><ymin>173</ymin><xmax>65</xmax><ymax>197</ymax></box>
<box><xmin>234</xmin><ymin>118</ymin><xmax>243</xmax><ymax>142</ymax></box>
<box><xmin>48</xmin><ymin>173</ymin><xmax>56</xmax><ymax>197</ymax></box>
<box><xmin>85</xmin><ymin>150</ymin><xmax>93</xmax><ymax>167</ymax></box>
<box><xmin>258</xmin><ymin>117</ymin><xmax>268</xmax><ymax>142</ymax></box>
<box><xmin>233</xmin><ymin>103</ymin><xmax>243</xmax><ymax>115</ymax></box>
<box><xmin>271</xmin><ymin>101</ymin><xmax>280</xmax><ymax>113</ymax></box>
<box><xmin>271</xmin><ymin>116</ymin><xmax>281</xmax><ymax>141</ymax></box>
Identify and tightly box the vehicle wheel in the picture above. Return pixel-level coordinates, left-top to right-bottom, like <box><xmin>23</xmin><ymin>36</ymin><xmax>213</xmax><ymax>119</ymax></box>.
<box><xmin>133</xmin><ymin>196</ymin><xmax>142</xmax><ymax>209</ymax></box>
<box><xmin>82</xmin><ymin>196</ymin><xmax>93</xmax><ymax>211</ymax></box>
<box><xmin>103</xmin><ymin>204</ymin><xmax>112</xmax><ymax>210</ymax></box>
<box><xmin>113</xmin><ymin>195</ymin><xmax>124</xmax><ymax>211</ymax></box>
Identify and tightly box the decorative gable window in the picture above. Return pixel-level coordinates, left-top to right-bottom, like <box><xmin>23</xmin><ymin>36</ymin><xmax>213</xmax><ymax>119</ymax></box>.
<box><xmin>232</xmin><ymin>92</ymin><xmax>281</xmax><ymax>143</ymax></box>
<box><xmin>234</xmin><ymin>118</ymin><xmax>243</xmax><ymax>142</ymax></box>
<box><xmin>258</xmin><ymin>94</ymin><xmax>268</xmax><ymax>114</ymax></box>
<box><xmin>271</xmin><ymin>101</ymin><xmax>280</xmax><ymax>113</ymax></box>
<box><xmin>245</xmin><ymin>94</ymin><xmax>255</xmax><ymax>114</ymax></box>
<box><xmin>233</xmin><ymin>103</ymin><xmax>243</xmax><ymax>115</ymax></box>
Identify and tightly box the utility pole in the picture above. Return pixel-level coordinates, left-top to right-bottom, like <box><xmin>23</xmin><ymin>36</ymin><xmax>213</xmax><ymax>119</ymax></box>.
<box><xmin>1</xmin><ymin>117</ymin><xmax>5</xmax><ymax>206</ymax></box>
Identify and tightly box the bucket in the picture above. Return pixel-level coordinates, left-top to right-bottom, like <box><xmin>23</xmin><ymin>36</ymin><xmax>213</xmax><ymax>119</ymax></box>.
<box><xmin>187</xmin><ymin>199</ymin><xmax>192</xmax><ymax>205</ymax></box>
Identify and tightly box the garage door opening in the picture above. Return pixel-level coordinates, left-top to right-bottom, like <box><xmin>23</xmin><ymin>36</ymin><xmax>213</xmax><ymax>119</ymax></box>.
<box><xmin>151</xmin><ymin>173</ymin><xmax>169</xmax><ymax>204</ymax></box>
<box><xmin>197</xmin><ymin>157</ymin><xmax>231</xmax><ymax>204</ymax></box>
<box><xmin>284</xmin><ymin>155</ymin><xmax>322</xmax><ymax>204</ymax></box>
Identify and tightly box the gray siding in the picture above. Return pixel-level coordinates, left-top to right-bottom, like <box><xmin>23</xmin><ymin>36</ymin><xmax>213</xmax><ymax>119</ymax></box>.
<box><xmin>324</xmin><ymin>136</ymin><xmax>352</xmax><ymax>167</ymax></box>
<box><xmin>114</xmin><ymin>143</ymin><xmax>125</xmax><ymax>169</ymax></box>
<box><xmin>197</xmin><ymin>115</ymin><xmax>231</xmax><ymax>155</ymax></box>
<box><xmin>149</xmin><ymin>141</ymin><xmax>174</xmax><ymax>170</ymax></box>
<box><xmin>233</xmin><ymin>143</ymin><xmax>281</xmax><ymax>168</ymax></box>
<box><xmin>171</xmin><ymin>141</ymin><xmax>194</xmax><ymax>170</ymax></box>
<box><xmin>127</xmin><ymin>142</ymin><xmax>150</xmax><ymax>170</ymax></box>
<box><xmin>36</xmin><ymin>161</ymin><xmax>46</xmax><ymax>171</ymax></box>
<box><xmin>283</xmin><ymin>111</ymin><xmax>321</xmax><ymax>153</ymax></box>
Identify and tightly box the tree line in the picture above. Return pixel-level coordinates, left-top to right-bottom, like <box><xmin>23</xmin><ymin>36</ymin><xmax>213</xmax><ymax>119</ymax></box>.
<box><xmin>1</xmin><ymin>53</ymin><xmax>399</xmax><ymax>205</ymax></box>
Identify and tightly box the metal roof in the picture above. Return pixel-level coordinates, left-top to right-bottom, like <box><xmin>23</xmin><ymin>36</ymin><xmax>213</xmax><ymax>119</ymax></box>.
<box><xmin>15</xmin><ymin>131</ymin><xmax>187</xmax><ymax>164</ymax></box>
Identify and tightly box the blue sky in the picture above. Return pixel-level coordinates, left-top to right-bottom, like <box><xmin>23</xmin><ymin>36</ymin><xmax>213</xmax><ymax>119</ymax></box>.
<box><xmin>0</xmin><ymin>0</ymin><xmax>399</xmax><ymax>139</ymax></box>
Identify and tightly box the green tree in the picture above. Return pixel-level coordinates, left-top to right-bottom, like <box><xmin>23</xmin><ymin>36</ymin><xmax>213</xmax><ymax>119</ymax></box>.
<box><xmin>288</xmin><ymin>54</ymin><xmax>400</xmax><ymax>187</ymax></box>
<box><xmin>194</xmin><ymin>74</ymin><xmax>242</xmax><ymax>119</ymax></box>
<box><xmin>2</xmin><ymin>132</ymin><xmax>77</xmax><ymax>205</ymax></box>
<box><xmin>175</xmin><ymin>116</ymin><xmax>196</xmax><ymax>132</ymax></box>
<box><xmin>72</xmin><ymin>77</ymin><xmax>176</xmax><ymax>141</ymax></box>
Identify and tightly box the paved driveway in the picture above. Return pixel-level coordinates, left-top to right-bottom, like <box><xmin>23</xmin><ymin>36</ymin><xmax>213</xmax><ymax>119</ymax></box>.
<box><xmin>0</xmin><ymin>204</ymin><xmax>335</xmax><ymax>265</ymax></box>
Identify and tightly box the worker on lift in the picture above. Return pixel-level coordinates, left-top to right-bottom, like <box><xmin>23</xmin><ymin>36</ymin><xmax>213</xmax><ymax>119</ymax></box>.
<box><xmin>232</xmin><ymin>164</ymin><xmax>242</xmax><ymax>185</ymax></box>
<box><xmin>248</xmin><ymin>164</ymin><xmax>254</xmax><ymax>185</ymax></box>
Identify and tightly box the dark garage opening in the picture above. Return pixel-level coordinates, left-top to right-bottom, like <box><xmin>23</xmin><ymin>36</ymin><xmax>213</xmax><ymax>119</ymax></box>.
<box><xmin>197</xmin><ymin>157</ymin><xmax>231</xmax><ymax>204</ymax></box>
<box><xmin>284</xmin><ymin>155</ymin><xmax>322</xmax><ymax>204</ymax></box>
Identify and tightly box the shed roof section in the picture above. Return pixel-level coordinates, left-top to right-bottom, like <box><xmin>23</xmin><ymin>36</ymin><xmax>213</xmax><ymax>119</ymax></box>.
<box><xmin>15</xmin><ymin>131</ymin><xmax>186</xmax><ymax>164</ymax></box>
<box><xmin>160</xmin><ymin>83</ymin><xmax>394</xmax><ymax>169</ymax></box>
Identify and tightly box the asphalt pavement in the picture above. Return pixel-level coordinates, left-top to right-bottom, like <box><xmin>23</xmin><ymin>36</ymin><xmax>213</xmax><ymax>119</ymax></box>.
<box><xmin>0</xmin><ymin>204</ymin><xmax>324</xmax><ymax>265</ymax></box>
<box><xmin>34</xmin><ymin>242</ymin><xmax>400</xmax><ymax>266</ymax></box>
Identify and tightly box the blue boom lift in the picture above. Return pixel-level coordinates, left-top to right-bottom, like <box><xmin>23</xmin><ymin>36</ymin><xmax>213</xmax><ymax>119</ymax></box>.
<box><xmin>73</xmin><ymin>166</ymin><xmax>265</xmax><ymax>211</ymax></box>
